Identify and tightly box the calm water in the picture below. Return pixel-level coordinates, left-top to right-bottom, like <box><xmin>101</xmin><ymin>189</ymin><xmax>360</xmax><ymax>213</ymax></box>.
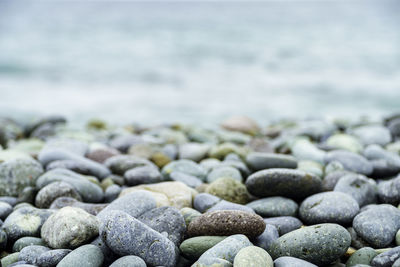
<box><xmin>0</xmin><ymin>1</ymin><xmax>399</xmax><ymax>126</ymax></box>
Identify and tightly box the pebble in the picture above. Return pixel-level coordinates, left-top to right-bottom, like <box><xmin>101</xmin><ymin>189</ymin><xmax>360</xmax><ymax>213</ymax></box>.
<box><xmin>207</xmin><ymin>200</ymin><xmax>255</xmax><ymax>213</ymax></box>
<box><xmin>161</xmin><ymin>159</ymin><xmax>207</xmax><ymax>181</ymax></box>
<box><xmin>263</xmin><ymin>216</ymin><xmax>302</xmax><ymax>235</ymax></box>
<box><xmin>193</xmin><ymin>234</ymin><xmax>252</xmax><ymax>266</ymax></box>
<box><xmin>221</xmin><ymin>115</ymin><xmax>260</xmax><ymax>135</ymax></box>
<box><xmin>0</xmin><ymin>158</ymin><xmax>44</xmax><ymax>197</ymax></box>
<box><xmin>246</xmin><ymin>196</ymin><xmax>298</xmax><ymax>217</ymax></box>
<box><xmin>99</xmin><ymin>210</ymin><xmax>177</xmax><ymax>267</ymax></box>
<box><xmin>205</xmin><ymin>177</ymin><xmax>249</xmax><ymax>204</ymax></box>
<box><xmin>363</xmin><ymin>144</ymin><xmax>400</xmax><ymax>177</ymax></box>
<box><xmin>187</xmin><ymin>210</ymin><xmax>265</xmax><ymax>238</ymax></box>
<box><xmin>109</xmin><ymin>256</ymin><xmax>147</xmax><ymax>267</ymax></box>
<box><xmin>56</xmin><ymin>244</ymin><xmax>104</xmax><ymax>267</ymax></box>
<box><xmin>377</xmin><ymin>176</ymin><xmax>400</xmax><ymax>205</ymax></box>
<box><xmin>268</xmin><ymin>223</ymin><xmax>351</xmax><ymax>266</ymax></box>
<box><xmin>35</xmin><ymin>181</ymin><xmax>82</xmax><ymax>208</ymax></box>
<box><xmin>274</xmin><ymin>256</ymin><xmax>318</xmax><ymax>267</ymax></box>
<box><xmin>180</xmin><ymin>207</ymin><xmax>201</xmax><ymax>225</ymax></box>
<box><xmin>245</xmin><ymin>168</ymin><xmax>322</xmax><ymax>199</ymax></box>
<box><xmin>352</xmin><ymin>125</ymin><xmax>392</xmax><ymax>146</ymax></box>
<box><xmin>0</xmin><ymin>196</ymin><xmax>18</xmax><ymax>206</ymax></box>
<box><xmin>333</xmin><ymin>174</ymin><xmax>377</xmax><ymax>207</ymax></box>
<box><xmin>179</xmin><ymin>236</ymin><xmax>227</xmax><ymax>260</ymax></box>
<box><xmin>1</xmin><ymin>252</ymin><xmax>20</xmax><ymax>267</ymax></box>
<box><xmin>233</xmin><ymin>246</ymin><xmax>273</xmax><ymax>267</ymax></box>
<box><xmin>290</xmin><ymin>139</ymin><xmax>326</xmax><ymax>163</ymax></box>
<box><xmin>299</xmin><ymin>191</ymin><xmax>360</xmax><ymax>225</ymax></box>
<box><xmin>178</xmin><ymin>142</ymin><xmax>210</xmax><ymax>162</ymax></box>
<box><xmin>35</xmin><ymin>168</ymin><xmax>104</xmax><ymax>203</ymax></box>
<box><xmin>104</xmin><ymin>184</ymin><xmax>121</xmax><ymax>203</ymax></box>
<box><xmin>346</xmin><ymin>247</ymin><xmax>377</xmax><ymax>267</ymax></box>
<box><xmin>169</xmin><ymin>171</ymin><xmax>203</xmax><ymax>188</ymax></box>
<box><xmin>35</xmin><ymin>249</ymin><xmax>71</xmax><ymax>267</ymax></box>
<box><xmin>104</xmin><ymin>155</ymin><xmax>155</xmax><ymax>175</ymax></box>
<box><xmin>138</xmin><ymin>206</ymin><xmax>186</xmax><ymax>246</ymax></box>
<box><xmin>206</xmin><ymin>166</ymin><xmax>242</xmax><ymax>183</ymax></box>
<box><xmin>124</xmin><ymin>165</ymin><xmax>164</xmax><ymax>186</ymax></box>
<box><xmin>49</xmin><ymin>197</ymin><xmax>107</xmax><ymax>215</ymax></box>
<box><xmin>193</xmin><ymin>193</ymin><xmax>221</xmax><ymax>213</ymax></box>
<box><xmin>370</xmin><ymin>246</ymin><xmax>400</xmax><ymax>267</ymax></box>
<box><xmin>322</xmin><ymin>170</ymin><xmax>352</xmax><ymax>191</ymax></box>
<box><xmin>353</xmin><ymin>204</ymin><xmax>400</xmax><ymax>248</ymax></box>
<box><xmin>246</xmin><ymin>152</ymin><xmax>297</xmax><ymax>171</ymax></box>
<box><xmin>324</xmin><ymin>150</ymin><xmax>373</xmax><ymax>176</ymax></box>
<box><xmin>325</xmin><ymin>134</ymin><xmax>363</xmax><ymax>153</ymax></box>
<box><xmin>0</xmin><ymin>201</ymin><xmax>13</xmax><ymax>220</ymax></box>
<box><xmin>253</xmin><ymin>224</ymin><xmax>279</xmax><ymax>250</ymax></box>
<box><xmin>18</xmin><ymin>245</ymin><xmax>50</xmax><ymax>265</ymax></box>
<box><xmin>0</xmin><ymin>228</ymin><xmax>7</xmax><ymax>250</ymax></box>
<box><xmin>12</xmin><ymin>237</ymin><xmax>45</xmax><ymax>252</ymax></box>
<box><xmin>41</xmin><ymin>207</ymin><xmax>99</xmax><ymax>249</ymax></box>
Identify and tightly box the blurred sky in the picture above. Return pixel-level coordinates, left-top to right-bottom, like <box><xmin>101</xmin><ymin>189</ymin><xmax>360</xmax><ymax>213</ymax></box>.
<box><xmin>0</xmin><ymin>0</ymin><xmax>399</xmax><ymax>126</ymax></box>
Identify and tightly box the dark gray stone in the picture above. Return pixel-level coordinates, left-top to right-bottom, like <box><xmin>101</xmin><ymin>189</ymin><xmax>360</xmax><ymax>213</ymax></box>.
<box><xmin>324</xmin><ymin>150</ymin><xmax>373</xmax><ymax>175</ymax></box>
<box><xmin>333</xmin><ymin>174</ymin><xmax>377</xmax><ymax>207</ymax></box>
<box><xmin>322</xmin><ymin>170</ymin><xmax>352</xmax><ymax>191</ymax></box>
<box><xmin>245</xmin><ymin>168</ymin><xmax>322</xmax><ymax>199</ymax></box>
<box><xmin>104</xmin><ymin>184</ymin><xmax>121</xmax><ymax>203</ymax></box>
<box><xmin>36</xmin><ymin>249</ymin><xmax>71</xmax><ymax>267</ymax></box>
<box><xmin>299</xmin><ymin>191</ymin><xmax>360</xmax><ymax>225</ymax></box>
<box><xmin>378</xmin><ymin>176</ymin><xmax>400</xmax><ymax>205</ymax></box>
<box><xmin>18</xmin><ymin>245</ymin><xmax>50</xmax><ymax>265</ymax></box>
<box><xmin>246</xmin><ymin>197</ymin><xmax>298</xmax><ymax>217</ymax></box>
<box><xmin>246</xmin><ymin>152</ymin><xmax>297</xmax><ymax>171</ymax></box>
<box><xmin>263</xmin><ymin>216</ymin><xmax>303</xmax><ymax>236</ymax></box>
<box><xmin>13</xmin><ymin>237</ymin><xmax>45</xmax><ymax>252</ymax></box>
<box><xmin>49</xmin><ymin>197</ymin><xmax>107</xmax><ymax>216</ymax></box>
<box><xmin>364</xmin><ymin>144</ymin><xmax>400</xmax><ymax>177</ymax></box>
<box><xmin>353</xmin><ymin>204</ymin><xmax>400</xmax><ymax>248</ymax></box>
<box><xmin>35</xmin><ymin>181</ymin><xmax>82</xmax><ymax>209</ymax></box>
<box><xmin>0</xmin><ymin>201</ymin><xmax>13</xmax><ymax>220</ymax></box>
<box><xmin>99</xmin><ymin>210</ymin><xmax>177</xmax><ymax>267</ymax></box>
<box><xmin>90</xmin><ymin>236</ymin><xmax>118</xmax><ymax>267</ymax></box>
<box><xmin>253</xmin><ymin>224</ymin><xmax>279</xmax><ymax>250</ymax></box>
<box><xmin>370</xmin><ymin>246</ymin><xmax>400</xmax><ymax>267</ymax></box>
<box><xmin>161</xmin><ymin>159</ymin><xmax>207</xmax><ymax>181</ymax></box>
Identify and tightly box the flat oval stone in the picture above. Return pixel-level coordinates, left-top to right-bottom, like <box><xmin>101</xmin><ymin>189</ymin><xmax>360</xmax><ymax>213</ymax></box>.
<box><xmin>207</xmin><ymin>200</ymin><xmax>255</xmax><ymax>214</ymax></box>
<box><xmin>246</xmin><ymin>152</ymin><xmax>297</xmax><ymax>171</ymax></box>
<box><xmin>263</xmin><ymin>216</ymin><xmax>302</xmax><ymax>236</ymax></box>
<box><xmin>324</xmin><ymin>150</ymin><xmax>373</xmax><ymax>175</ymax></box>
<box><xmin>233</xmin><ymin>246</ymin><xmax>273</xmax><ymax>267</ymax></box>
<box><xmin>246</xmin><ymin>197</ymin><xmax>298</xmax><ymax>217</ymax></box>
<box><xmin>1</xmin><ymin>252</ymin><xmax>20</xmax><ymax>267</ymax></box>
<box><xmin>353</xmin><ymin>204</ymin><xmax>400</xmax><ymax>248</ymax></box>
<box><xmin>36</xmin><ymin>249</ymin><xmax>71</xmax><ymax>267</ymax></box>
<box><xmin>41</xmin><ymin>207</ymin><xmax>99</xmax><ymax>249</ymax></box>
<box><xmin>180</xmin><ymin>236</ymin><xmax>227</xmax><ymax>260</ymax></box>
<box><xmin>274</xmin><ymin>256</ymin><xmax>317</xmax><ymax>267</ymax></box>
<box><xmin>205</xmin><ymin>177</ymin><xmax>249</xmax><ymax>204</ymax></box>
<box><xmin>18</xmin><ymin>245</ymin><xmax>50</xmax><ymax>265</ymax></box>
<box><xmin>0</xmin><ymin>228</ymin><xmax>7</xmax><ymax>250</ymax></box>
<box><xmin>49</xmin><ymin>197</ymin><xmax>107</xmax><ymax>216</ymax></box>
<box><xmin>99</xmin><ymin>210</ymin><xmax>177</xmax><ymax>267</ymax></box>
<box><xmin>109</xmin><ymin>256</ymin><xmax>146</xmax><ymax>267</ymax></box>
<box><xmin>35</xmin><ymin>181</ymin><xmax>82</xmax><ymax>208</ymax></box>
<box><xmin>104</xmin><ymin>155</ymin><xmax>155</xmax><ymax>175</ymax></box>
<box><xmin>254</xmin><ymin>224</ymin><xmax>279</xmax><ymax>250</ymax></box>
<box><xmin>13</xmin><ymin>237</ymin><xmax>45</xmax><ymax>252</ymax></box>
<box><xmin>138</xmin><ymin>206</ymin><xmax>186</xmax><ymax>246</ymax></box>
<box><xmin>299</xmin><ymin>192</ymin><xmax>360</xmax><ymax>225</ymax></box>
<box><xmin>352</xmin><ymin>125</ymin><xmax>391</xmax><ymax>146</ymax></box>
<box><xmin>56</xmin><ymin>244</ymin><xmax>103</xmax><ymax>267</ymax></box>
<box><xmin>346</xmin><ymin>247</ymin><xmax>377</xmax><ymax>267</ymax></box>
<box><xmin>245</xmin><ymin>168</ymin><xmax>322</xmax><ymax>199</ymax></box>
<box><xmin>207</xmin><ymin>166</ymin><xmax>242</xmax><ymax>183</ymax></box>
<box><xmin>268</xmin><ymin>223</ymin><xmax>351</xmax><ymax>266</ymax></box>
<box><xmin>193</xmin><ymin>234</ymin><xmax>252</xmax><ymax>266</ymax></box>
<box><xmin>170</xmin><ymin>171</ymin><xmax>203</xmax><ymax>188</ymax></box>
<box><xmin>124</xmin><ymin>165</ymin><xmax>164</xmax><ymax>186</ymax></box>
<box><xmin>187</xmin><ymin>210</ymin><xmax>265</xmax><ymax>238</ymax></box>
<box><xmin>161</xmin><ymin>159</ymin><xmax>207</xmax><ymax>181</ymax></box>
<box><xmin>334</xmin><ymin>174</ymin><xmax>377</xmax><ymax>207</ymax></box>
<box><xmin>193</xmin><ymin>193</ymin><xmax>221</xmax><ymax>213</ymax></box>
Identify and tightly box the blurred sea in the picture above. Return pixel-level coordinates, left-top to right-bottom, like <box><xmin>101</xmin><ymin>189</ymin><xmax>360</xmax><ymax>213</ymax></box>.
<box><xmin>0</xmin><ymin>0</ymin><xmax>399</xmax><ymax>126</ymax></box>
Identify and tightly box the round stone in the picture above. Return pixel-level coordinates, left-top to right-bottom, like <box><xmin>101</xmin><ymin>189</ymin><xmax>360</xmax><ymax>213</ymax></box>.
<box><xmin>187</xmin><ymin>210</ymin><xmax>265</xmax><ymax>238</ymax></box>
<box><xmin>41</xmin><ymin>207</ymin><xmax>99</xmax><ymax>249</ymax></box>
<box><xmin>268</xmin><ymin>223</ymin><xmax>351</xmax><ymax>266</ymax></box>
<box><xmin>352</xmin><ymin>125</ymin><xmax>391</xmax><ymax>146</ymax></box>
<box><xmin>326</xmin><ymin>134</ymin><xmax>363</xmax><ymax>153</ymax></box>
<box><xmin>50</xmin><ymin>197</ymin><xmax>107</xmax><ymax>216</ymax></box>
<box><xmin>180</xmin><ymin>207</ymin><xmax>201</xmax><ymax>226</ymax></box>
<box><xmin>193</xmin><ymin>193</ymin><xmax>221</xmax><ymax>213</ymax></box>
<box><xmin>35</xmin><ymin>249</ymin><xmax>71</xmax><ymax>267</ymax></box>
<box><xmin>208</xmin><ymin>200</ymin><xmax>255</xmax><ymax>213</ymax></box>
<box><xmin>205</xmin><ymin>177</ymin><xmax>249</xmax><ymax>204</ymax></box>
<box><xmin>56</xmin><ymin>244</ymin><xmax>104</xmax><ymax>267</ymax></box>
<box><xmin>246</xmin><ymin>197</ymin><xmax>298</xmax><ymax>217</ymax></box>
<box><xmin>35</xmin><ymin>181</ymin><xmax>82</xmax><ymax>208</ymax></box>
<box><xmin>246</xmin><ymin>152</ymin><xmax>297</xmax><ymax>171</ymax></box>
<box><xmin>207</xmin><ymin>166</ymin><xmax>242</xmax><ymax>183</ymax></box>
<box><xmin>299</xmin><ymin>192</ymin><xmax>360</xmax><ymax>225</ymax></box>
<box><xmin>346</xmin><ymin>247</ymin><xmax>377</xmax><ymax>267</ymax></box>
<box><xmin>0</xmin><ymin>228</ymin><xmax>7</xmax><ymax>250</ymax></box>
<box><xmin>333</xmin><ymin>174</ymin><xmax>377</xmax><ymax>207</ymax></box>
<box><xmin>104</xmin><ymin>155</ymin><xmax>155</xmax><ymax>175</ymax></box>
<box><xmin>13</xmin><ymin>237</ymin><xmax>45</xmax><ymax>252</ymax></box>
<box><xmin>0</xmin><ymin>201</ymin><xmax>13</xmax><ymax>220</ymax></box>
<box><xmin>169</xmin><ymin>171</ymin><xmax>203</xmax><ymax>188</ymax></box>
<box><xmin>245</xmin><ymin>168</ymin><xmax>322</xmax><ymax>199</ymax></box>
<box><xmin>324</xmin><ymin>150</ymin><xmax>373</xmax><ymax>176</ymax></box>
<box><xmin>233</xmin><ymin>246</ymin><xmax>273</xmax><ymax>267</ymax></box>
<box><xmin>109</xmin><ymin>256</ymin><xmax>146</xmax><ymax>267</ymax></box>
<box><xmin>274</xmin><ymin>256</ymin><xmax>317</xmax><ymax>267</ymax></box>
<box><xmin>179</xmin><ymin>236</ymin><xmax>227</xmax><ymax>260</ymax></box>
<box><xmin>124</xmin><ymin>165</ymin><xmax>163</xmax><ymax>186</ymax></box>
<box><xmin>263</xmin><ymin>216</ymin><xmax>303</xmax><ymax>236</ymax></box>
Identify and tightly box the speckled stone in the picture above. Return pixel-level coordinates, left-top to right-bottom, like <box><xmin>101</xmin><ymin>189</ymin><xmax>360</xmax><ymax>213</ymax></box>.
<box><xmin>170</xmin><ymin>171</ymin><xmax>203</xmax><ymax>188</ymax></box>
<box><xmin>208</xmin><ymin>200</ymin><xmax>255</xmax><ymax>213</ymax></box>
<box><xmin>109</xmin><ymin>256</ymin><xmax>147</xmax><ymax>267</ymax></box>
<box><xmin>97</xmin><ymin>190</ymin><xmax>157</xmax><ymax>221</ymax></box>
<box><xmin>246</xmin><ymin>168</ymin><xmax>322</xmax><ymax>199</ymax></box>
<box><xmin>56</xmin><ymin>244</ymin><xmax>104</xmax><ymax>267</ymax></box>
<box><xmin>205</xmin><ymin>177</ymin><xmax>249</xmax><ymax>204</ymax></box>
<box><xmin>377</xmin><ymin>176</ymin><xmax>400</xmax><ymax>205</ymax></box>
<box><xmin>99</xmin><ymin>210</ymin><xmax>177</xmax><ymax>267</ymax></box>
<box><xmin>187</xmin><ymin>210</ymin><xmax>265</xmax><ymax>238</ymax></box>
<box><xmin>35</xmin><ymin>249</ymin><xmax>71</xmax><ymax>267</ymax></box>
<box><xmin>12</xmin><ymin>237</ymin><xmax>45</xmax><ymax>252</ymax></box>
<box><xmin>41</xmin><ymin>207</ymin><xmax>99</xmax><ymax>249</ymax></box>
<box><xmin>233</xmin><ymin>246</ymin><xmax>273</xmax><ymax>267</ymax></box>
<box><xmin>299</xmin><ymin>192</ymin><xmax>360</xmax><ymax>225</ymax></box>
<box><xmin>180</xmin><ymin>207</ymin><xmax>201</xmax><ymax>226</ymax></box>
<box><xmin>193</xmin><ymin>234</ymin><xmax>252</xmax><ymax>266</ymax></box>
<box><xmin>334</xmin><ymin>174</ymin><xmax>377</xmax><ymax>207</ymax></box>
<box><xmin>35</xmin><ymin>168</ymin><xmax>104</xmax><ymax>203</ymax></box>
<box><xmin>2</xmin><ymin>207</ymin><xmax>53</xmax><ymax>241</ymax></box>
<box><xmin>161</xmin><ymin>159</ymin><xmax>207</xmax><ymax>181</ymax></box>
<box><xmin>179</xmin><ymin>236</ymin><xmax>227</xmax><ymax>260</ymax></box>
<box><xmin>193</xmin><ymin>193</ymin><xmax>221</xmax><ymax>213</ymax></box>
<box><xmin>124</xmin><ymin>165</ymin><xmax>164</xmax><ymax>186</ymax></box>
<box><xmin>353</xmin><ymin>204</ymin><xmax>400</xmax><ymax>248</ymax></box>
<box><xmin>206</xmin><ymin>166</ymin><xmax>242</xmax><ymax>183</ymax></box>
<box><xmin>246</xmin><ymin>197</ymin><xmax>298</xmax><ymax>217</ymax></box>
<box><xmin>104</xmin><ymin>155</ymin><xmax>155</xmax><ymax>175</ymax></box>
<box><xmin>274</xmin><ymin>256</ymin><xmax>318</xmax><ymax>267</ymax></box>
<box><xmin>0</xmin><ymin>228</ymin><xmax>7</xmax><ymax>250</ymax></box>
<box><xmin>263</xmin><ymin>216</ymin><xmax>302</xmax><ymax>236</ymax></box>
<box><xmin>324</xmin><ymin>150</ymin><xmax>373</xmax><ymax>176</ymax></box>
<box><xmin>370</xmin><ymin>246</ymin><xmax>400</xmax><ymax>267</ymax></box>
<box><xmin>268</xmin><ymin>223</ymin><xmax>351</xmax><ymax>266</ymax></box>
<box><xmin>254</xmin><ymin>224</ymin><xmax>279</xmax><ymax>250</ymax></box>
<box><xmin>246</xmin><ymin>152</ymin><xmax>297</xmax><ymax>171</ymax></box>
<box><xmin>35</xmin><ymin>181</ymin><xmax>82</xmax><ymax>208</ymax></box>
<box><xmin>138</xmin><ymin>206</ymin><xmax>186</xmax><ymax>246</ymax></box>
<box><xmin>49</xmin><ymin>197</ymin><xmax>107</xmax><ymax>215</ymax></box>
<box><xmin>347</xmin><ymin>227</ymin><xmax>371</xmax><ymax>249</ymax></box>
<box><xmin>18</xmin><ymin>245</ymin><xmax>50</xmax><ymax>265</ymax></box>
<box><xmin>1</xmin><ymin>252</ymin><xmax>20</xmax><ymax>267</ymax></box>
<box><xmin>0</xmin><ymin>201</ymin><xmax>13</xmax><ymax>220</ymax></box>
<box><xmin>0</xmin><ymin>158</ymin><xmax>44</xmax><ymax>197</ymax></box>
<box><xmin>346</xmin><ymin>247</ymin><xmax>377</xmax><ymax>267</ymax></box>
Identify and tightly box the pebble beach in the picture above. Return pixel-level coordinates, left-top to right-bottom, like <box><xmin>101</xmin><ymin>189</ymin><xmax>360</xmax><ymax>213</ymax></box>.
<box><xmin>0</xmin><ymin>114</ymin><xmax>400</xmax><ymax>267</ymax></box>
